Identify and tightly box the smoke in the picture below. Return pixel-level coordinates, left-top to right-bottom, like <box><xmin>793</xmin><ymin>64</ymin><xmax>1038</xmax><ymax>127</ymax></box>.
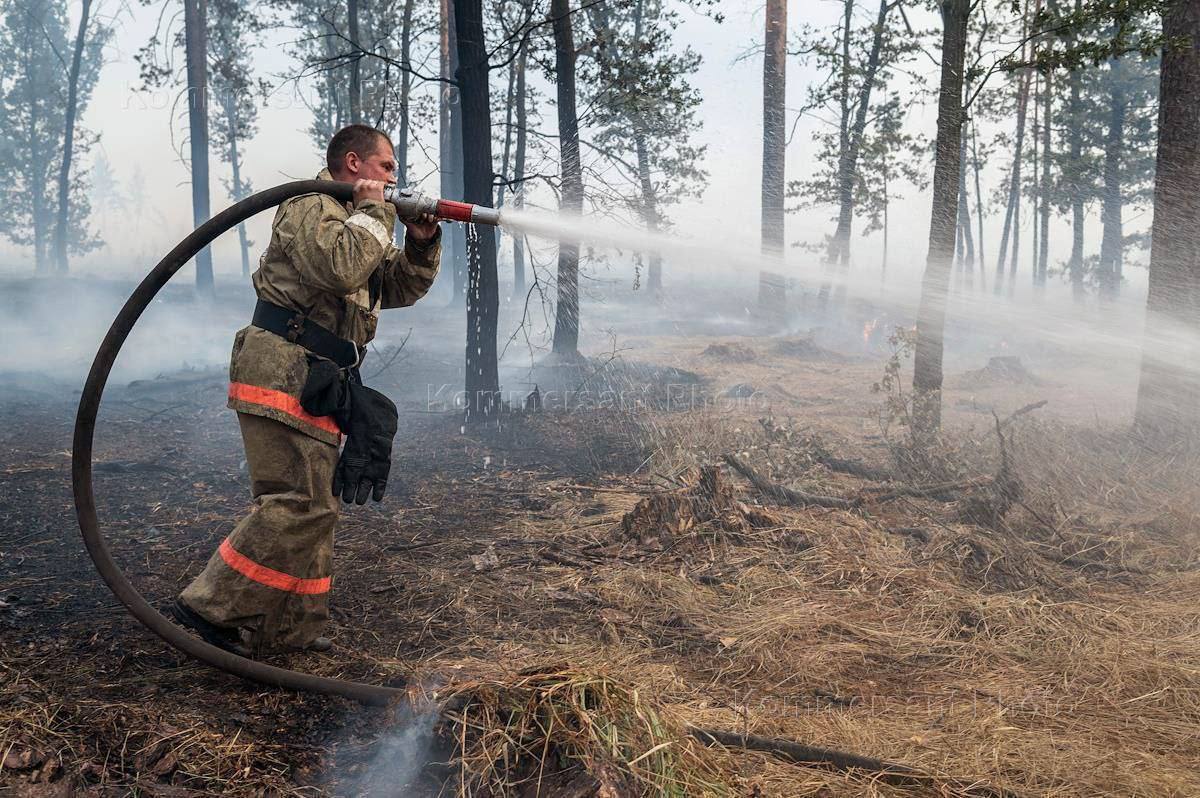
<box><xmin>501</xmin><ymin>207</ymin><xmax>1200</xmax><ymax>387</ymax></box>
<box><xmin>0</xmin><ymin>276</ymin><xmax>252</xmax><ymax>391</ymax></box>
<box><xmin>336</xmin><ymin>701</ymin><xmax>441</xmax><ymax>796</ymax></box>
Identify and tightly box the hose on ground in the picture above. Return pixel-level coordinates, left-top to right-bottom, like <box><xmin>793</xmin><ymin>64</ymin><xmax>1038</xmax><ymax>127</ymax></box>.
<box><xmin>72</xmin><ymin>181</ymin><xmax>403</xmax><ymax>706</ymax></box>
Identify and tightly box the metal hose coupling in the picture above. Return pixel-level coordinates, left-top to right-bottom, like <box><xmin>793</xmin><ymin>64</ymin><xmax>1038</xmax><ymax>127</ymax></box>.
<box><xmin>384</xmin><ymin>185</ymin><xmax>501</xmax><ymax>226</ymax></box>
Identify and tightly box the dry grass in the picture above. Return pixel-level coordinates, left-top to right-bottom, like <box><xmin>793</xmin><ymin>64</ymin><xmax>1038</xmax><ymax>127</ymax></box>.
<box><xmin>4</xmin><ymin>329</ymin><xmax>1200</xmax><ymax>796</ymax></box>
<box><xmin>438</xmin><ymin>663</ymin><xmax>732</xmax><ymax>797</ymax></box>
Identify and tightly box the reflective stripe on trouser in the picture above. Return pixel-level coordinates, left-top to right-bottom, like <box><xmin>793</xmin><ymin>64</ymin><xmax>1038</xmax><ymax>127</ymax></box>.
<box><xmin>228</xmin><ymin>381</ymin><xmax>341</xmax><ymax>437</ymax></box>
<box><xmin>180</xmin><ymin>412</ymin><xmax>339</xmax><ymax>650</ymax></box>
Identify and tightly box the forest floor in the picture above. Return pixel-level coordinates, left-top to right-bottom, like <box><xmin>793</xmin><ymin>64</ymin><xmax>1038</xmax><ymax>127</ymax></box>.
<box><xmin>2</xmin><ymin>280</ymin><xmax>1199</xmax><ymax>797</ymax></box>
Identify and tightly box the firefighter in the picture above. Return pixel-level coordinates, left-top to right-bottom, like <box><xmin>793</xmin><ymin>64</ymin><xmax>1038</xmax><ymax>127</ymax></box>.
<box><xmin>171</xmin><ymin>124</ymin><xmax>441</xmax><ymax>656</ymax></box>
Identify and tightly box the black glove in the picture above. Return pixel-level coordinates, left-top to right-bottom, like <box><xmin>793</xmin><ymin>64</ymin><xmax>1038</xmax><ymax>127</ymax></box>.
<box><xmin>333</xmin><ymin>382</ymin><xmax>399</xmax><ymax>504</ymax></box>
<box><xmin>300</xmin><ymin>357</ymin><xmax>351</xmax><ymax>421</ymax></box>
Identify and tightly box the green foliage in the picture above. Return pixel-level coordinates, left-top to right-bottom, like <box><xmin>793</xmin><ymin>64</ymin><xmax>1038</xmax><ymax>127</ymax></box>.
<box><xmin>210</xmin><ymin>0</ymin><xmax>262</xmax><ymax>201</ymax></box>
<box><xmin>1019</xmin><ymin>0</ymin><xmax>1171</xmax><ymax>70</ymax></box>
<box><xmin>274</xmin><ymin>0</ymin><xmax>439</xmax><ymax>166</ymax></box>
<box><xmin>577</xmin><ymin>0</ymin><xmax>709</xmax><ymax>225</ymax></box>
<box><xmin>784</xmin><ymin>0</ymin><xmax>927</xmax><ymax>250</ymax></box>
<box><xmin>872</xmin><ymin>325</ymin><xmax>918</xmax><ymax>433</ymax></box>
<box><xmin>0</xmin><ymin>0</ymin><xmax>108</xmax><ymax>263</ymax></box>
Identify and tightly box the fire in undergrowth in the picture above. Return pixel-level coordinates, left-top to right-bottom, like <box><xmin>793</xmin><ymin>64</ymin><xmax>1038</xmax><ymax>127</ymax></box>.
<box><xmin>863</xmin><ymin>318</ymin><xmax>880</xmax><ymax>344</ymax></box>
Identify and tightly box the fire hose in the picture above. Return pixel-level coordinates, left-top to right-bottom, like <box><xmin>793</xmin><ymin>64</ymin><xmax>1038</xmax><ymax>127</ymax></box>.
<box><xmin>72</xmin><ymin>181</ymin><xmax>498</xmax><ymax>707</ymax></box>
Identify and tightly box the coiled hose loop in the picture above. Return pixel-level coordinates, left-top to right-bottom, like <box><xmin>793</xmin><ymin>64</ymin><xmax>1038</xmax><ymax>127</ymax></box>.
<box><xmin>72</xmin><ymin>181</ymin><xmax>404</xmax><ymax>706</ymax></box>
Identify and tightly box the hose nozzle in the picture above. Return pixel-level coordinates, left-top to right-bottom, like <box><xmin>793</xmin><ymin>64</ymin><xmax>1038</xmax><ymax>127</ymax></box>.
<box><xmin>384</xmin><ymin>185</ymin><xmax>500</xmax><ymax>227</ymax></box>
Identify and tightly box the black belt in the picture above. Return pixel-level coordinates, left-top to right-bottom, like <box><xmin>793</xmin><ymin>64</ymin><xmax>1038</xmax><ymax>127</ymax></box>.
<box><xmin>251</xmin><ymin>300</ymin><xmax>360</xmax><ymax>369</ymax></box>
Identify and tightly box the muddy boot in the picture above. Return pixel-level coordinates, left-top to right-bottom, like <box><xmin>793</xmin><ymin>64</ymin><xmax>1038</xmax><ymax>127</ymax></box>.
<box><xmin>171</xmin><ymin>599</ymin><xmax>251</xmax><ymax>657</ymax></box>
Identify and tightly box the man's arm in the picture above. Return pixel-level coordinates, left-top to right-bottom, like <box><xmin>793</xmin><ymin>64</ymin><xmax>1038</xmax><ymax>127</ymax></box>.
<box><xmin>380</xmin><ymin>227</ymin><xmax>442</xmax><ymax>308</ymax></box>
<box><xmin>278</xmin><ymin>193</ymin><xmax>397</xmax><ymax>296</ymax></box>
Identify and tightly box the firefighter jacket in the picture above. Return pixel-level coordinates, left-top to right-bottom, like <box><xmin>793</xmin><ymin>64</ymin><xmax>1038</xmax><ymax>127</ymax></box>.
<box><xmin>227</xmin><ymin>169</ymin><xmax>441</xmax><ymax>445</ymax></box>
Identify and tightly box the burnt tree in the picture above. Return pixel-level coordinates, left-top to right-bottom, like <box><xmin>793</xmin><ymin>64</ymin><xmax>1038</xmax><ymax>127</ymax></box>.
<box><xmin>511</xmin><ymin>38</ymin><xmax>529</xmax><ymax>296</ymax></box>
<box><xmin>551</xmin><ymin>0</ymin><xmax>584</xmax><ymax>358</ymax></box>
<box><xmin>183</xmin><ymin>0</ymin><xmax>213</xmax><ymax>293</ymax></box>
<box><xmin>911</xmin><ymin>0</ymin><xmax>969</xmax><ymax>442</ymax></box>
<box><xmin>348</xmin><ymin>0</ymin><xmax>361</xmax><ymax>123</ymax></box>
<box><xmin>51</xmin><ymin>0</ymin><xmax>93</xmax><ymax>274</ymax></box>
<box><xmin>827</xmin><ymin>0</ymin><xmax>894</xmax><ymax>270</ymax></box>
<box><xmin>453</xmin><ymin>0</ymin><xmax>500</xmax><ymax>417</ymax></box>
<box><xmin>1134</xmin><ymin>0</ymin><xmax>1200</xmax><ymax>442</ymax></box>
<box><xmin>761</xmin><ymin>0</ymin><xmax>786</xmax><ymax>257</ymax></box>
<box><xmin>1097</xmin><ymin>52</ymin><xmax>1126</xmax><ymax>300</ymax></box>
<box><xmin>396</xmin><ymin>0</ymin><xmax>415</xmax><ymax>186</ymax></box>
<box><xmin>994</xmin><ymin>56</ymin><xmax>1033</xmax><ymax>295</ymax></box>
<box><xmin>440</xmin><ymin>0</ymin><xmax>467</xmax><ymax>303</ymax></box>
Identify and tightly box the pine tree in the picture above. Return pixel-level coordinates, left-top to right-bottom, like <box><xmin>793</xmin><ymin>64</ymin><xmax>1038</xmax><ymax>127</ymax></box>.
<box><xmin>209</xmin><ymin>0</ymin><xmax>261</xmax><ymax>277</ymax></box>
<box><xmin>0</xmin><ymin>0</ymin><xmax>105</xmax><ymax>271</ymax></box>
<box><xmin>788</xmin><ymin>0</ymin><xmax>919</xmax><ymax>292</ymax></box>
<box><xmin>582</xmin><ymin>0</ymin><xmax>708</xmax><ymax>296</ymax></box>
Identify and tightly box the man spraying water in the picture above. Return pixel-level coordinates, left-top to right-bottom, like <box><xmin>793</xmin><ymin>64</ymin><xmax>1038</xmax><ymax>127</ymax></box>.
<box><xmin>171</xmin><ymin>125</ymin><xmax>442</xmax><ymax>657</ymax></box>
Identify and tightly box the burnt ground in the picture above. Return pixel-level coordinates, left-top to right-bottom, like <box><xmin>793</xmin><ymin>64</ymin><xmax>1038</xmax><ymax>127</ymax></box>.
<box><xmin>2</xmin><ymin>279</ymin><xmax>1200</xmax><ymax>796</ymax></box>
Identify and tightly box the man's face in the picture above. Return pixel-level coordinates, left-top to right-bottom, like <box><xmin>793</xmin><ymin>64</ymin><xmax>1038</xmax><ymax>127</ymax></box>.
<box><xmin>343</xmin><ymin>137</ymin><xmax>397</xmax><ymax>183</ymax></box>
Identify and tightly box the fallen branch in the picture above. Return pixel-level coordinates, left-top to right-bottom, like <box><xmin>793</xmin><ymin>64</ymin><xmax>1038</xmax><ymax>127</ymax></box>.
<box><xmin>998</xmin><ymin>399</ymin><xmax>1047</xmax><ymax>430</ymax></box>
<box><xmin>813</xmin><ymin>451</ymin><xmax>894</xmax><ymax>482</ymax></box>
<box><xmin>688</xmin><ymin>727</ymin><xmax>1017</xmax><ymax>798</ymax></box>
<box><xmin>722</xmin><ymin>455</ymin><xmax>857</xmax><ymax>509</ymax></box>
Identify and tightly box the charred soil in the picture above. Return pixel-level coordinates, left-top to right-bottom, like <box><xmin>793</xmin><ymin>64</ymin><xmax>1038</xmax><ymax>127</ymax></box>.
<box><xmin>2</xmin><ymin>302</ymin><xmax>1198</xmax><ymax>797</ymax></box>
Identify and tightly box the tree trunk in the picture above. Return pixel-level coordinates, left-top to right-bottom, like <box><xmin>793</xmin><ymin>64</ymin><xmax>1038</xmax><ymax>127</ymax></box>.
<box><xmin>494</xmin><ymin>41</ymin><xmax>518</xmax><ymax>254</ymax></box>
<box><xmin>551</xmin><ymin>0</ymin><xmax>584</xmax><ymax>357</ymax></box>
<box><xmin>440</xmin><ymin>0</ymin><xmax>467</xmax><ymax>303</ymax></box>
<box><xmin>1065</xmin><ymin>0</ymin><xmax>1085</xmax><ymax>299</ymax></box>
<box><xmin>397</xmin><ymin>0</ymin><xmax>415</xmax><ymax>185</ymax></box>
<box><xmin>635</xmin><ymin>130</ymin><xmax>663</xmax><ymax>294</ymax></box>
<box><xmin>1031</xmin><ymin>69</ymin><xmax>1040</xmax><ymax>283</ymax></box>
<box><xmin>1037</xmin><ymin>69</ymin><xmax>1051</xmax><ymax>287</ymax></box>
<box><xmin>827</xmin><ymin>0</ymin><xmax>891</xmax><ymax>268</ymax></box>
<box><xmin>348</xmin><ymin>0</ymin><xmax>361</xmax><ymax>124</ymax></box>
<box><xmin>911</xmin><ymin>0</ymin><xmax>969</xmax><ymax>442</ymax></box>
<box><xmin>588</xmin><ymin>0</ymin><xmax>664</xmax><ymax>296</ymax></box>
<box><xmin>496</xmin><ymin>53</ymin><xmax>517</xmax><ymax>212</ymax></box>
<box><xmin>1098</xmin><ymin>54</ymin><xmax>1126</xmax><ymax>301</ymax></box>
<box><xmin>971</xmin><ymin>119</ymin><xmax>986</xmax><ymax>291</ymax></box>
<box><xmin>994</xmin><ymin>67</ymin><xmax>1031</xmax><ymax>296</ymax></box>
<box><xmin>631</xmin><ymin>0</ymin><xmax>662</xmax><ymax>295</ymax></box>
<box><xmin>323</xmin><ymin>18</ymin><xmax>341</xmax><ymax>136</ymax></box>
<box><xmin>26</xmin><ymin>42</ymin><xmax>45</xmax><ymax>273</ymax></box>
<box><xmin>1134</xmin><ymin>0</ymin><xmax>1200</xmax><ymax>442</ymax></box>
<box><xmin>453</xmin><ymin>0</ymin><xmax>500</xmax><ymax>418</ymax></box>
<box><xmin>881</xmin><ymin>152</ymin><xmax>889</xmax><ymax>283</ymax></box>
<box><xmin>761</xmin><ymin>0</ymin><xmax>787</xmax><ymax>257</ymax></box>
<box><xmin>53</xmin><ymin>0</ymin><xmax>93</xmax><ymax>275</ymax></box>
<box><xmin>184</xmin><ymin>0</ymin><xmax>213</xmax><ymax>294</ymax></box>
<box><xmin>957</xmin><ymin>128</ymin><xmax>975</xmax><ymax>290</ymax></box>
<box><xmin>512</xmin><ymin>38</ymin><xmax>528</xmax><ymax>297</ymax></box>
<box><xmin>225</xmin><ymin>97</ymin><xmax>251</xmax><ymax>277</ymax></box>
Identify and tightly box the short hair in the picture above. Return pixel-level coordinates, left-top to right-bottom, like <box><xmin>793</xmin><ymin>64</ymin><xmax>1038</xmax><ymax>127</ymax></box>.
<box><xmin>326</xmin><ymin>125</ymin><xmax>393</xmax><ymax>173</ymax></box>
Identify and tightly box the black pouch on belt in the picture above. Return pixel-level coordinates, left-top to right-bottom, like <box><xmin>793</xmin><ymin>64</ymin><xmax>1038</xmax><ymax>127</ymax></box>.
<box><xmin>333</xmin><ymin>382</ymin><xmax>399</xmax><ymax>504</ymax></box>
<box><xmin>299</xmin><ymin>356</ymin><xmax>352</xmax><ymax>425</ymax></box>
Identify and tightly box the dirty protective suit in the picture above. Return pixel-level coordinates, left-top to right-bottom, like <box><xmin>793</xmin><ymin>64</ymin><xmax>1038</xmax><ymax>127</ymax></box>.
<box><xmin>179</xmin><ymin>169</ymin><xmax>440</xmax><ymax>651</ymax></box>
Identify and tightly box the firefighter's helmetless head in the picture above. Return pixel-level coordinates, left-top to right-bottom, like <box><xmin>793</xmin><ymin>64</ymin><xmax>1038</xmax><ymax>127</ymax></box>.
<box><xmin>326</xmin><ymin>125</ymin><xmax>396</xmax><ymax>185</ymax></box>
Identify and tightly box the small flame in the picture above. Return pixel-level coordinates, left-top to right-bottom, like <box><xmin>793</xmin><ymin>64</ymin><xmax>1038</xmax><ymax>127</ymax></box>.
<box><xmin>862</xmin><ymin>318</ymin><xmax>879</xmax><ymax>344</ymax></box>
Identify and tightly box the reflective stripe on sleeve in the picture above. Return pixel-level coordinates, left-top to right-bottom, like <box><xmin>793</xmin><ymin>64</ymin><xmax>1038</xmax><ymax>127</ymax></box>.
<box><xmin>228</xmin><ymin>382</ymin><xmax>340</xmax><ymax>435</ymax></box>
<box><xmin>345</xmin><ymin>212</ymin><xmax>391</xmax><ymax>247</ymax></box>
<box><xmin>218</xmin><ymin>539</ymin><xmax>332</xmax><ymax>595</ymax></box>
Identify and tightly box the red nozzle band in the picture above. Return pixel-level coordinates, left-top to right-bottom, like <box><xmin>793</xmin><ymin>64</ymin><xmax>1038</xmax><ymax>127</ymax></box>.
<box><xmin>436</xmin><ymin>199</ymin><xmax>475</xmax><ymax>222</ymax></box>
